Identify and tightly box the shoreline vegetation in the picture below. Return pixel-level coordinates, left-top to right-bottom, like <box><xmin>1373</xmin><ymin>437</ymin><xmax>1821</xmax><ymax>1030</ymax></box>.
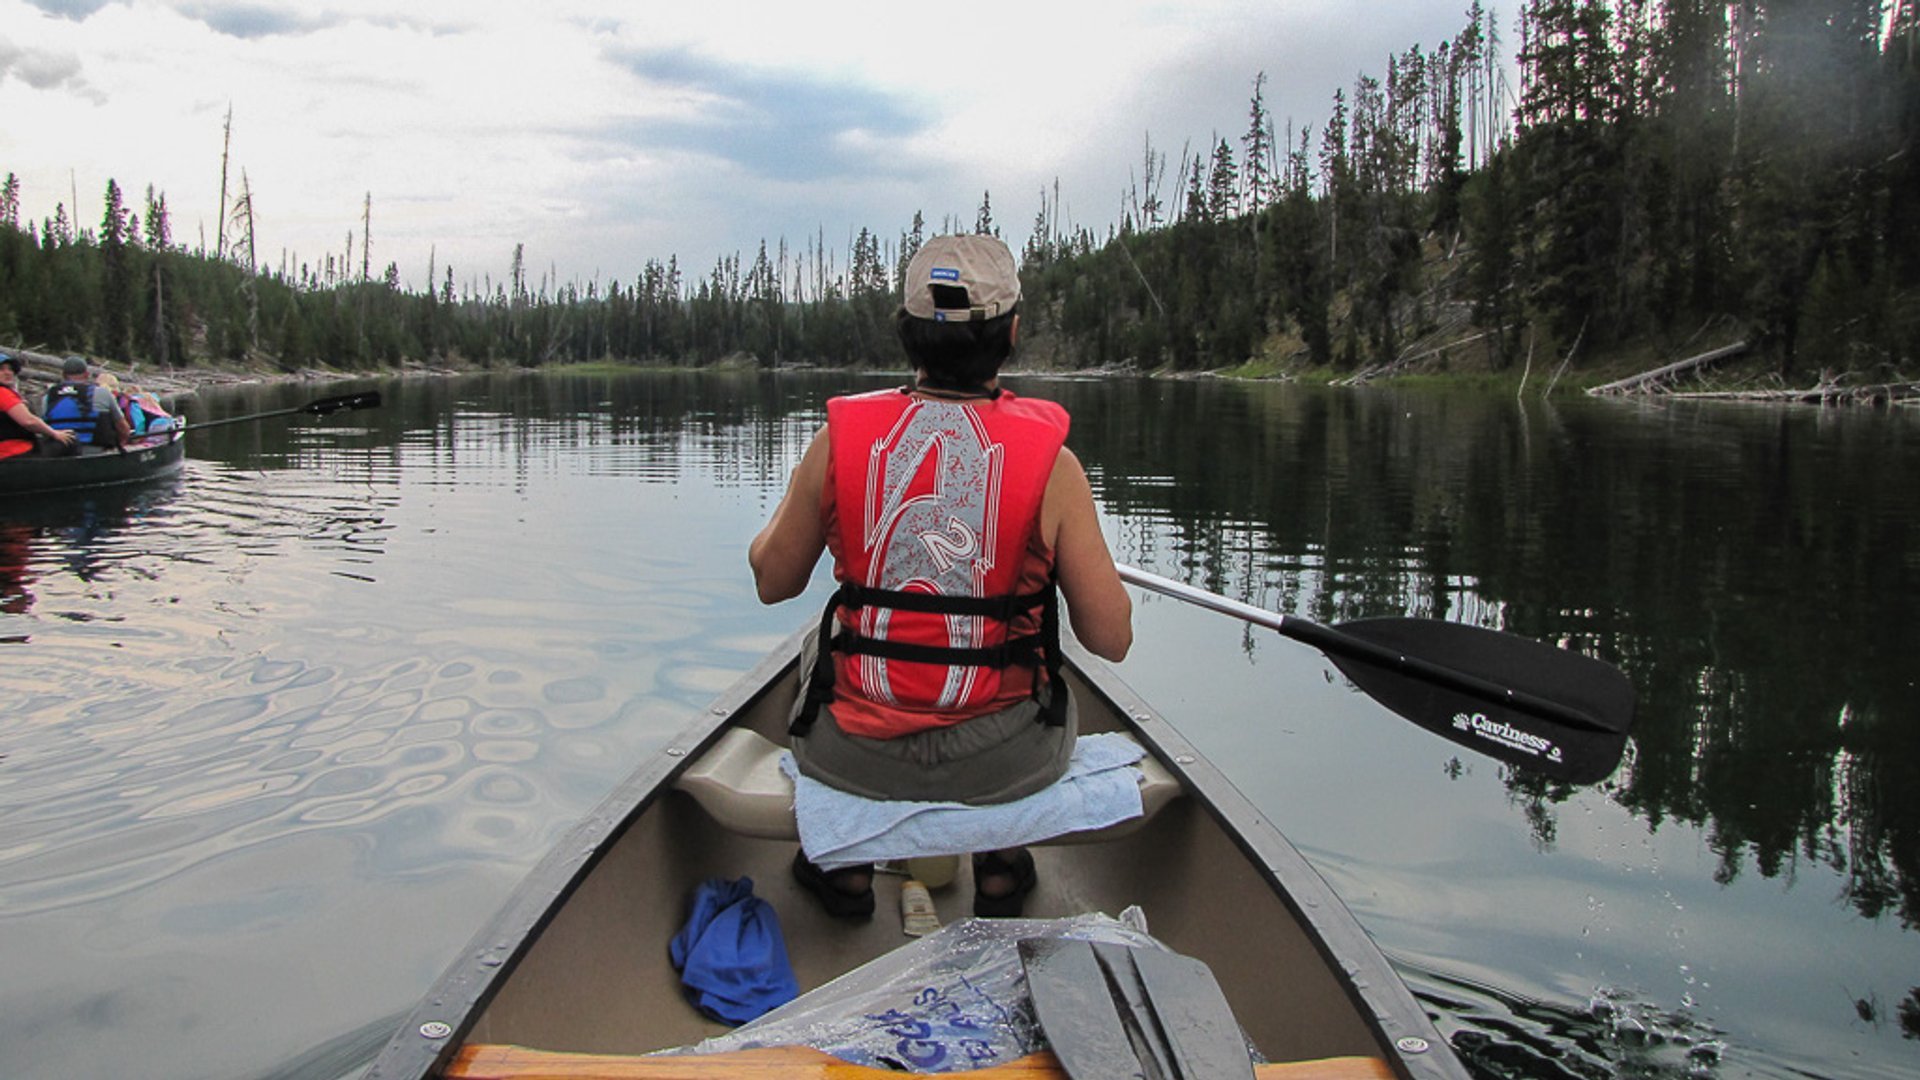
<box><xmin>4</xmin><ymin>5</ymin><xmax>1917</xmax><ymax>409</ymax></box>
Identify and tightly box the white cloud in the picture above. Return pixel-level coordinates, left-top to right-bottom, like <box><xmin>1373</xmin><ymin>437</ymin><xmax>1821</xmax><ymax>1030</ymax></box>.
<box><xmin>0</xmin><ymin>0</ymin><xmax>1480</xmax><ymax>291</ymax></box>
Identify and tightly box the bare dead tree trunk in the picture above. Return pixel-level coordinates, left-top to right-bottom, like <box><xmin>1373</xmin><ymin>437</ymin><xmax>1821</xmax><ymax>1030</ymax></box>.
<box><xmin>229</xmin><ymin>170</ymin><xmax>258</xmax><ymax>354</ymax></box>
<box><xmin>216</xmin><ymin>105</ymin><xmax>232</xmax><ymax>261</ymax></box>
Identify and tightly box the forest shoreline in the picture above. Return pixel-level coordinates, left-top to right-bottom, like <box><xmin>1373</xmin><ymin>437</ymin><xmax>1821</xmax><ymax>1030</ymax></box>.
<box><xmin>7</xmin><ymin>339</ymin><xmax>1916</xmax><ymax>414</ymax></box>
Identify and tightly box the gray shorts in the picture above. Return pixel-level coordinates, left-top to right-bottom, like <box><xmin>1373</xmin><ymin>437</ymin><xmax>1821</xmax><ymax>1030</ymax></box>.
<box><xmin>788</xmin><ymin>631</ymin><xmax>1076</xmax><ymax>806</ymax></box>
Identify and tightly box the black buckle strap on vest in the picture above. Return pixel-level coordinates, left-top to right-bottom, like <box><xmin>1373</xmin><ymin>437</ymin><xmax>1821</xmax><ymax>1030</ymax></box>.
<box><xmin>1038</xmin><ymin>585</ymin><xmax>1068</xmax><ymax>727</ymax></box>
<box><xmin>791</xmin><ymin>594</ymin><xmax>844</xmax><ymax>737</ymax></box>
<box><xmin>831</xmin><ymin>629</ymin><xmax>1047</xmax><ymax>669</ymax></box>
<box><xmin>835</xmin><ymin>581</ymin><xmax>1049</xmax><ymax>622</ymax></box>
<box><xmin>788</xmin><ymin>579</ymin><xmax>1067</xmax><ymax>736</ymax></box>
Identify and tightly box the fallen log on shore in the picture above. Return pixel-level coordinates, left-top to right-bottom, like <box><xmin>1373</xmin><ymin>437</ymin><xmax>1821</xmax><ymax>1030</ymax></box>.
<box><xmin>1588</xmin><ymin>341</ymin><xmax>1750</xmax><ymax>395</ymax></box>
<box><xmin>1665</xmin><ymin>381</ymin><xmax>1920</xmax><ymax>406</ymax></box>
<box><xmin>0</xmin><ymin>345</ymin><xmax>281</xmax><ymax>402</ymax></box>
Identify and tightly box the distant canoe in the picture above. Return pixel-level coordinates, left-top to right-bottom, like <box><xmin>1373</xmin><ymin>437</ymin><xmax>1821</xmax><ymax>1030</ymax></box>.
<box><xmin>0</xmin><ymin>428</ymin><xmax>186</xmax><ymax>496</ymax></box>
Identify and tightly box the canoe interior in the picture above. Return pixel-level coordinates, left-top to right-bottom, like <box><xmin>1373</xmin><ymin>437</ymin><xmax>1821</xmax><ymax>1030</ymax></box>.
<box><xmin>457</xmin><ymin>659</ymin><xmax>1392</xmax><ymax>1070</ymax></box>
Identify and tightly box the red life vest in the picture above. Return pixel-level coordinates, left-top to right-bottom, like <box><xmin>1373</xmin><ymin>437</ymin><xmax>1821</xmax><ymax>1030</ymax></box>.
<box><xmin>0</xmin><ymin>387</ymin><xmax>34</xmax><ymax>460</ymax></box>
<box><xmin>800</xmin><ymin>387</ymin><xmax>1069</xmax><ymax>739</ymax></box>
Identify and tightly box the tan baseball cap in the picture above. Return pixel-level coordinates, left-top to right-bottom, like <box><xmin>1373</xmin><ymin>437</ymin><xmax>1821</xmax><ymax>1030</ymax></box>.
<box><xmin>901</xmin><ymin>234</ymin><xmax>1020</xmax><ymax>322</ymax></box>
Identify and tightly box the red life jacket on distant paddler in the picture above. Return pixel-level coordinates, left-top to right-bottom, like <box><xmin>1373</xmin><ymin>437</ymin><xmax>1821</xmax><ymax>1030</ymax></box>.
<box><xmin>794</xmin><ymin>387</ymin><xmax>1070</xmax><ymax>739</ymax></box>
<box><xmin>0</xmin><ymin>387</ymin><xmax>34</xmax><ymax>460</ymax></box>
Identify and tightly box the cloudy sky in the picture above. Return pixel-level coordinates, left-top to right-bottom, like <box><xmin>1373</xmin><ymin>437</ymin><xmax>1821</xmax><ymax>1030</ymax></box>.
<box><xmin>2</xmin><ymin>0</ymin><xmax>1476</xmax><ymax>293</ymax></box>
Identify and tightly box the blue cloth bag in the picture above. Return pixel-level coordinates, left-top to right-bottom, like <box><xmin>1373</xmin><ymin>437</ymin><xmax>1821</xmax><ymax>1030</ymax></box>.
<box><xmin>668</xmin><ymin>876</ymin><xmax>799</xmax><ymax>1025</ymax></box>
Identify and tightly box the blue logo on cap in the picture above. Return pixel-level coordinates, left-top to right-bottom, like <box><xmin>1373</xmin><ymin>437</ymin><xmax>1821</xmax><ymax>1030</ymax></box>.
<box><xmin>930</xmin><ymin>267</ymin><xmax>961</xmax><ymax>281</ymax></box>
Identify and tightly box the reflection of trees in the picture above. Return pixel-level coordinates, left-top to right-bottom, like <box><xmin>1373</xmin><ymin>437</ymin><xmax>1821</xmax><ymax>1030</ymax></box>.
<box><xmin>257</xmin><ymin>370</ymin><xmax>1915</xmax><ymax>929</ymax></box>
<box><xmin>1035</xmin><ymin>378</ymin><xmax>1919</xmax><ymax>928</ymax></box>
<box><xmin>193</xmin><ymin>371</ymin><xmax>834</xmax><ymax>492</ymax></box>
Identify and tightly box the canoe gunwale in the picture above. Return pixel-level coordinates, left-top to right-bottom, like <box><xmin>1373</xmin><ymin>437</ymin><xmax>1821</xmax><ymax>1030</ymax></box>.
<box><xmin>364</xmin><ymin>631</ymin><xmax>1467</xmax><ymax>1080</ymax></box>
<box><xmin>1056</xmin><ymin>642</ymin><xmax>1464</xmax><ymax>1080</ymax></box>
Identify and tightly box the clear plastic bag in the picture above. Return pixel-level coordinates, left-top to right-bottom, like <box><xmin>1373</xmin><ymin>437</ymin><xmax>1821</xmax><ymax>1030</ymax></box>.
<box><xmin>674</xmin><ymin>907</ymin><xmax>1158</xmax><ymax>1073</ymax></box>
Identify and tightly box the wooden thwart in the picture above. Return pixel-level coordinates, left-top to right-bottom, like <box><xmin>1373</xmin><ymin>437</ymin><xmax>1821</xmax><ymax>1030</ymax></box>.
<box><xmin>449</xmin><ymin>1044</ymin><xmax>1396</xmax><ymax>1080</ymax></box>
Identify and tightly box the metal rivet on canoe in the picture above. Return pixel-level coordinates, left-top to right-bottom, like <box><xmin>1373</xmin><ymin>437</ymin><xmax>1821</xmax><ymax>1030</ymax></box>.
<box><xmin>1175</xmin><ymin>754</ymin><xmax>1196</xmax><ymax>765</ymax></box>
<box><xmin>1133</xmin><ymin>712</ymin><xmax>1152</xmax><ymax>722</ymax></box>
<box><xmin>419</xmin><ymin>1022</ymin><xmax>452</xmax><ymax>1040</ymax></box>
<box><xmin>666</xmin><ymin>748</ymin><xmax>686</xmax><ymax>757</ymax></box>
<box><xmin>1395</xmin><ymin>1037</ymin><xmax>1431</xmax><ymax>1055</ymax></box>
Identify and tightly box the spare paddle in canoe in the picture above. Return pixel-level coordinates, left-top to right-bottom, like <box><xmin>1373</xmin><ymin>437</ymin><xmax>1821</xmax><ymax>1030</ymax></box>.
<box><xmin>1020</xmin><ymin>937</ymin><xmax>1254</xmax><ymax>1080</ymax></box>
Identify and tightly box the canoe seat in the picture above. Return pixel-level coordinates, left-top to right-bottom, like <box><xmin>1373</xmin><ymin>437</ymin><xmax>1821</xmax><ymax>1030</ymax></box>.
<box><xmin>673</xmin><ymin>728</ymin><xmax>1181</xmax><ymax>844</ymax></box>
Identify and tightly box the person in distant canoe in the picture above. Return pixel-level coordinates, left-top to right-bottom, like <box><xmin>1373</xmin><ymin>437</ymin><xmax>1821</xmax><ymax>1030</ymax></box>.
<box><xmin>42</xmin><ymin>356</ymin><xmax>131</xmax><ymax>452</ymax></box>
<box><xmin>750</xmin><ymin>234</ymin><xmax>1133</xmax><ymax>920</ymax></box>
<box><xmin>94</xmin><ymin>371</ymin><xmax>178</xmax><ymax>436</ymax></box>
<box><xmin>0</xmin><ymin>352</ymin><xmax>79</xmax><ymax>459</ymax></box>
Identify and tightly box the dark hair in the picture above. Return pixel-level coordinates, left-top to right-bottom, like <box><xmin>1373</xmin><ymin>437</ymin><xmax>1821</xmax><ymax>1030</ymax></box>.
<box><xmin>894</xmin><ymin>306</ymin><xmax>1018</xmax><ymax>391</ymax></box>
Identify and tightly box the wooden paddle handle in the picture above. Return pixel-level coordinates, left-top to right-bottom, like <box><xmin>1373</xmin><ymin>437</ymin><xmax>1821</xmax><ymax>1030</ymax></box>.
<box><xmin>450</xmin><ymin>1043</ymin><xmax>1394</xmax><ymax>1079</ymax></box>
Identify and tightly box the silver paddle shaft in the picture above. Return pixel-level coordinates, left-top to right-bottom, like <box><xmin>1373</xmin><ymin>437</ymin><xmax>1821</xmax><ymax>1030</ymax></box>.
<box><xmin>1117</xmin><ymin>564</ymin><xmax>1289</xmax><ymax>634</ymax></box>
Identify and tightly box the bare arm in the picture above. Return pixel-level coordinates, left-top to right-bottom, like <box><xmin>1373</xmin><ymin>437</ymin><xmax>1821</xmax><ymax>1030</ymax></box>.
<box><xmin>6</xmin><ymin>400</ymin><xmax>74</xmax><ymax>444</ymax></box>
<box><xmin>1043</xmin><ymin>448</ymin><xmax>1132</xmax><ymax>662</ymax></box>
<box><xmin>747</xmin><ymin>428</ymin><xmax>830</xmax><ymax>604</ymax></box>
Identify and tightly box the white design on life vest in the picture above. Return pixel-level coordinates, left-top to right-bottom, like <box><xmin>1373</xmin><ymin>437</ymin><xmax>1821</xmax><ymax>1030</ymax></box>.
<box><xmin>922</xmin><ymin>517</ymin><xmax>979</xmax><ymax>571</ymax></box>
<box><xmin>859</xmin><ymin>401</ymin><xmax>1004</xmax><ymax>708</ymax></box>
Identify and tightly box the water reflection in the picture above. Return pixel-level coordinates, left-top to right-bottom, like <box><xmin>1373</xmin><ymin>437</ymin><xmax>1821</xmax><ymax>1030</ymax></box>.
<box><xmin>0</xmin><ymin>373</ymin><xmax>813</xmax><ymax>1080</ymax></box>
<box><xmin>1</xmin><ymin>521</ymin><xmax>34</xmax><ymax>618</ymax></box>
<box><xmin>0</xmin><ymin>480</ymin><xmax>186</xmax><ymax>626</ymax></box>
<box><xmin>1044</xmin><ymin>380</ymin><xmax>1920</xmax><ymax>939</ymax></box>
<box><xmin>1</xmin><ymin>371</ymin><xmax>1914</xmax><ymax>1080</ymax></box>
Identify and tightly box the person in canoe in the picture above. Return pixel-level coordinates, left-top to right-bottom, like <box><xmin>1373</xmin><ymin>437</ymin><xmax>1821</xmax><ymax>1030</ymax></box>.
<box><xmin>42</xmin><ymin>356</ymin><xmax>131</xmax><ymax>452</ymax></box>
<box><xmin>94</xmin><ymin>372</ymin><xmax>177</xmax><ymax>436</ymax></box>
<box><xmin>0</xmin><ymin>352</ymin><xmax>79</xmax><ymax>459</ymax></box>
<box><xmin>749</xmin><ymin>234</ymin><xmax>1133</xmax><ymax>920</ymax></box>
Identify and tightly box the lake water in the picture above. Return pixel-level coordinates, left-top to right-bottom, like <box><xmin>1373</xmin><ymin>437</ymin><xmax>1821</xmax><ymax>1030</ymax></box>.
<box><xmin>1</xmin><ymin>371</ymin><xmax>1915</xmax><ymax>1080</ymax></box>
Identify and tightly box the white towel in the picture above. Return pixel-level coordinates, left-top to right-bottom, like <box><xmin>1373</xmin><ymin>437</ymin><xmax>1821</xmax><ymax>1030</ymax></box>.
<box><xmin>781</xmin><ymin>733</ymin><xmax>1148</xmax><ymax>871</ymax></box>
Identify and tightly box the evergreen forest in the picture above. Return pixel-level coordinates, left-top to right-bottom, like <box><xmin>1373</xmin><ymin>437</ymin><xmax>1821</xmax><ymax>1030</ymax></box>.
<box><xmin>2</xmin><ymin>1</ymin><xmax>1916</xmax><ymax>387</ymax></box>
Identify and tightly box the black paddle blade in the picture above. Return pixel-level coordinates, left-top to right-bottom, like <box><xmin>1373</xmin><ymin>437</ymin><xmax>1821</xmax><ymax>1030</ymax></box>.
<box><xmin>1326</xmin><ymin>617</ymin><xmax>1634</xmax><ymax>784</ymax></box>
<box><xmin>305</xmin><ymin>391</ymin><xmax>381</xmax><ymax>416</ymax></box>
<box><xmin>1020</xmin><ymin>938</ymin><xmax>1253</xmax><ymax>1080</ymax></box>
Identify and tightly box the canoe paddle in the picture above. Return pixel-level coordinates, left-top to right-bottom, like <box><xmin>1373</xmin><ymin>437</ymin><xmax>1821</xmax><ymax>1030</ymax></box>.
<box><xmin>1116</xmin><ymin>564</ymin><xmax>1634</xmax><ymax>784</ymax></box>
<box><xmin>1019</xmin><ymin>937</ymin><xmax>1253</xmax><ymax>1080</ymax></box>
<box><xmin>184</xmin><ymin>390</ymin><xmax>383</xmax><ymax>432</ymax></box>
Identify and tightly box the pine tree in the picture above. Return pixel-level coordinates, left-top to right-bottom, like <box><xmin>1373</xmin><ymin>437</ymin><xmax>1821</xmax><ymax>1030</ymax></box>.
<box><xmin>99</xmin><ymin>179</ymin><xmax>133</xmax><ymax>360</ymax></box>
<box><xmin>1242</xmin><ymin>73</ymin><xmax>1277</xmax><ymax>213</ymax></box>
<box><xmin>897</xmin><ymin>210</ymin><xmax>925</xmax><ymax>288</ymax></box>
<box><xmin>1320</xmin><ymin>90</ymin><xmax>1351</xmax><ymax>265</ymax></box>
<box><xmin>1205</xmin><ymin>138</ymin><xmax>1240</xmax><ymax>221</ymax></box>
<box><xmin>143</xmin><ymin>185</ymin><xmax>182</xmax><ymax>365</ymax></box>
